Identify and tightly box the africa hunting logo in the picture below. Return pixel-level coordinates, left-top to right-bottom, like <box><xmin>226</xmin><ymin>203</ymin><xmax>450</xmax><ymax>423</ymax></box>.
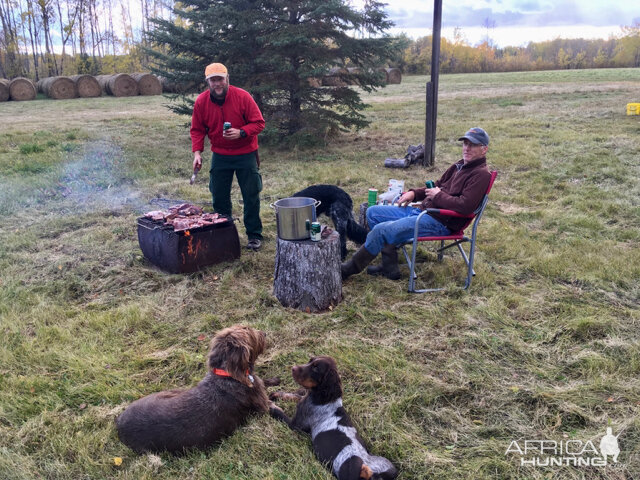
<box><xmin>505</xmin><ymin>427</ymin><xmax>620</xmax><ymax>467</ymax></box>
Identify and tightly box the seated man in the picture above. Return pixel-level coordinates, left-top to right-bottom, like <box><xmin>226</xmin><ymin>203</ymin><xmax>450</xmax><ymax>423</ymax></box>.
<box><xmin>342</xmin><ymin>127</ymin><xmax>492</xmax><ymax>280</ymax></box>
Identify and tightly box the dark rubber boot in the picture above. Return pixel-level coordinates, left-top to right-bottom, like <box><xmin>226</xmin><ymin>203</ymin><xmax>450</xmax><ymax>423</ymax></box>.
<box><xmin>341</xmin><ymin>246</ymin><xmax>377</xmax><ymax>280</ymax></box>
<box><xmin>367</xmin><ymin>244</ymin><xmax>401</xmax><ymax>280</ymax></box>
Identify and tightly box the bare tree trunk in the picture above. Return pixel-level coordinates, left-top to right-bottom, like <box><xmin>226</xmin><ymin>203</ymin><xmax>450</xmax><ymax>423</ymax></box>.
<box><xmin>24</xmin><ymin>0</ymin><xmax>41</xmax><ymax>81</ymax></box>
<box><xmin>0</xmin><ymin>0</ymin><xmax>22</xmax><ymax>76</ymax></box>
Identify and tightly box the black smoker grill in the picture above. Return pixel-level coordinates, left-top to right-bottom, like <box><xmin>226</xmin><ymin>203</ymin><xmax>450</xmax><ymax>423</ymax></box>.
<box><xmin>137</xmin><ymin>217</ymin><xmax>241</xmax><ymax>273</ymax></box>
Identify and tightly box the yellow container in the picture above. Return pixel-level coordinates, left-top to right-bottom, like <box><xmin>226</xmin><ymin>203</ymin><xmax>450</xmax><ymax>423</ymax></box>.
<box><xmin>627</xmin><ymin>103</ymin><xmax>640</xmax><ymax>115</ymax></box>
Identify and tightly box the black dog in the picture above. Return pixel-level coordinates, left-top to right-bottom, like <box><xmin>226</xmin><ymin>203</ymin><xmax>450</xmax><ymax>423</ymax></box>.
<box><xmin>292</xmin><ymin>185</ymin><xmax>368</xmax><ymax>260</ymax></box>
<box><xmin>270</xmin><ymin>356</ymin><xmax>398</xmax><ymax>480</ymax></box>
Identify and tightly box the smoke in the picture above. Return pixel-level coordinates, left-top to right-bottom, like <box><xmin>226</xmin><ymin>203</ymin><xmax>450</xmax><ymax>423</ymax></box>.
<box><xmin>56</xmin><ymin>139</ymin><xmax>148</xmax><ymax>214</ymax></box>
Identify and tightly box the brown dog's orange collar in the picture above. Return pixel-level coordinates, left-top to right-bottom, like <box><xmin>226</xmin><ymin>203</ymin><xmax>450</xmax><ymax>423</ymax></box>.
<box><xmin>212</xmin><ymin>368</ymin><xmax>254</xmax><ymax>384</ymax></box>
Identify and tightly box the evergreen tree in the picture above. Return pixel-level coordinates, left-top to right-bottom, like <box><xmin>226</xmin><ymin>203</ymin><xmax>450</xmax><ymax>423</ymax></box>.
<box><xmin>147</xmin><ymin>0</ymin><xmax>404</xmax><ymax>144</ymax></box>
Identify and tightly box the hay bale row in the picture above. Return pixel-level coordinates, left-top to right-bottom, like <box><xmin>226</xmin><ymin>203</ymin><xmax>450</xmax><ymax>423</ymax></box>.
<box><xmin>37</xmin><ymin>76</ymin><xmax>77</xmax><ymax>99</ymax></box>
<box><xmin>1</xmin><ymin>72</ymin><xmax>164</xmax><ymax>100</ymax></box>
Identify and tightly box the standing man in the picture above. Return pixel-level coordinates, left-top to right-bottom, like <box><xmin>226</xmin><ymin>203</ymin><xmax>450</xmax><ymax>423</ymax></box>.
<box><xmin>342</xmin><ymin>127</ymin><xmax>492</xmax><ymax>280</ymax></box>
<box><xmin>191</xmin><ymin>63</ymin><xmax>266</xmax><ymax>250</ymax></box>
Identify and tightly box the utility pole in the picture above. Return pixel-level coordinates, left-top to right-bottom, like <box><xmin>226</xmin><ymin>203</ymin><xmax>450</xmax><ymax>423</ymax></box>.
<box><xmin>423</xmin><ymin>0</ymin><xmax>442</xmax><ymax>167</ymax></box>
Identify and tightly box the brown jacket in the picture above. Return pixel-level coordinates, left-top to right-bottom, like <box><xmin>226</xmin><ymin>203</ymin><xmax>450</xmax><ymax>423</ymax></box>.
<box><xmin>410</xmin><ymin>157</ymin><xmax>490</xmax><ymax>232</ymax></box>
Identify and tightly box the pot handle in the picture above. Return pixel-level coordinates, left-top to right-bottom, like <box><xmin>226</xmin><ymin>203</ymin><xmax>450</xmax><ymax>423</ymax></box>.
<box><xmin>314</xmin><ymin>200</ymin><xmax>321</xmax><ymax>208</ymax></box>
<box><xmin>269</xmin><ymin>203</ymin><xmax>276</xmax><ymax>210</ymax></box>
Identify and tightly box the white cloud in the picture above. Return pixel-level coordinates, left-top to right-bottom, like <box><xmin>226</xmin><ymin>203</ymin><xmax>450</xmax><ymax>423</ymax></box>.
<box><xmin>380</xmin><ymin>0</ymin><xmax>638</xmax><ymax>47</ymax></box>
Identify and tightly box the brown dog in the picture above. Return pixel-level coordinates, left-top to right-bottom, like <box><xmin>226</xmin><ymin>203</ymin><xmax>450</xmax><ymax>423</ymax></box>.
<box><xmin>116</xmin><ymin>325</ymin><xmax>277</xmax><ymax>453</ymax></box>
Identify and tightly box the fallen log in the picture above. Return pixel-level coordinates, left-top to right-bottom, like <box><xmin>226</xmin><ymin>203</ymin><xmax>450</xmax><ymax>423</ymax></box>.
<box><xmin>131</xmin><ymin>73</ymin><xmax>162</xmax><ymax>95</ymax></box>
<box><xmin>37</xmin><ymin>76</ymin><xmax>77</xmax><ymax>99</ymax></box>
<box><xmin>70</xmin><ymin>75</ymin><xmax>101</xmax><ymax>97</ymax></box>
<box><xmin>96</xmin><ymin>73</ymin><xmax>139</xmax><ymax>97</ymax></box>
<box><xmin>9</xmin><ymin>77</ymin><xmax>36</xmax><ymax>101</ymax></box>
<box><xmin>0</xmin><ymin>79</ymin><xmax>9</xmax><ymax>102</ymax></box>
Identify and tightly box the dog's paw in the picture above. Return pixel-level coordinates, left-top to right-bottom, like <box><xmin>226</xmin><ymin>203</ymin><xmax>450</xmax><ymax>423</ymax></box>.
<box><xmin>263</xmin><ymin>377</ymin><xmax>281</xmax><ymax>387</ymax></box>
<box><xmin>360</xmin><ymin>464</ymin><xmax>373</xmax><ymax>480</ymax></box>
<box><xmin>269</xmin><ymin>391</ymin><xmax>284</xmax><ymax>400</ymax></box>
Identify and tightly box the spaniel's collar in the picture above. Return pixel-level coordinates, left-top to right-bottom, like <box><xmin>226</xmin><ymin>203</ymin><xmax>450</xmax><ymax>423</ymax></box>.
<box><xmin>212</xmin><ymin>368</ymin><xmax>254</xmax><ymax>384</ymax></box>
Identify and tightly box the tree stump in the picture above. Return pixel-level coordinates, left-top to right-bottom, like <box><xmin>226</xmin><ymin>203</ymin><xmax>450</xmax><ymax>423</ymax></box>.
<box><xmin>273</xmin><ymin>230</ymin><xmax>342</xmax><ymax>312</ymax></box>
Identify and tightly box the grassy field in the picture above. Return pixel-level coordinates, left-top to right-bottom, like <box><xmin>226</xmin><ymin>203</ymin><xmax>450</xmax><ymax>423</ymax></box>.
<box><xmin>0</xmin><ymin>68</ymin><xmax>639</xmax><ymax>479</ymax></box>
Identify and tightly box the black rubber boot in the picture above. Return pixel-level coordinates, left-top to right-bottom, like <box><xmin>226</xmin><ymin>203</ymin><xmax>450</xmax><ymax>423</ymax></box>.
<box><xmin>341</xmin><ymin>246</ymin><xmax>377</xmax><ymax>280</ymax></box>
<box><xmin>366</xmin><ymin>244</ymin><xmax>401</xmax><ymax>280</ymax></box>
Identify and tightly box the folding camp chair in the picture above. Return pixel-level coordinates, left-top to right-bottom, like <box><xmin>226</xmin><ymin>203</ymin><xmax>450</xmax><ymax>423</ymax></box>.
<box><xmin>400</xmin><ymin>170</ymin><xmax>497</xmax><ymax>293</ymax></box>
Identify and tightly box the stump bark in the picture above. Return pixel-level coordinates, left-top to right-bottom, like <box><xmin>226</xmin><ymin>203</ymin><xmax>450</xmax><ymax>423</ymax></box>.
<box><xmin>0</xmin><ymin>79</ymin><xmax>9</xmax><ymax>102</ymax></box>
<box><xmin>70</xmin><ymin>75</ymin><xmax>101</xmax><ymax>97</ymax></box>
<box><xmin>273</xmin><ymin>230</ymin><xmax>342</xmax><ymax>312</ymax></box>
<box><xmin>9</xmin><ymin>77</ymin><xmax>36</xmax><ymax>101</ymax></box>
<box><xmin>37</xmin><ymin>76</ymin><xmax>77</xmax><ymax>99</ymax></box>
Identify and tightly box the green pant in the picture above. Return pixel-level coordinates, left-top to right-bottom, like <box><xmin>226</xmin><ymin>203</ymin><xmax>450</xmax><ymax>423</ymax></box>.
<box><xmin>209</xmin><ymin>151</ymin><xmax>263</xmax><ymax>240</ymax></box>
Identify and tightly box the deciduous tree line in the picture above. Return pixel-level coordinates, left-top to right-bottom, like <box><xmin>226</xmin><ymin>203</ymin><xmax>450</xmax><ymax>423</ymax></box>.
<box><xmin>401</xmin><ymin>23</ymin><xmax>640</xmax><ymax>74</ymax></box>
<box><xmin>0</xmin><ymin>0</ymin><xmax>173</xmax><ymax>80</ymax></box>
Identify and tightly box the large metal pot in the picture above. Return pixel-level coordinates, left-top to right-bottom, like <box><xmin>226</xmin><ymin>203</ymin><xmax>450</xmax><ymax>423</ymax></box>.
<box><xmin>270</xmin><ymin>197</ymin><xmax>321</xmax><ymax>240</ymax></box>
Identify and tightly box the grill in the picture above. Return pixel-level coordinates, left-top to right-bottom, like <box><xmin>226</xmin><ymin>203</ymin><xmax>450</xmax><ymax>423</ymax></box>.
<box><xmin>137</xmin><ymin>216</ymin><xmax>241</xmax><ymax>273</ymax></box>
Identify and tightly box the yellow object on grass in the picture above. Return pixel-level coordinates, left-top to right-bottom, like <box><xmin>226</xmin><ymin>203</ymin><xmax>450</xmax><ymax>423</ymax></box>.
<box><xmin>626</xmin><ymin>103</ymin><xmax>640</xmax><ymax>115</ymax></box>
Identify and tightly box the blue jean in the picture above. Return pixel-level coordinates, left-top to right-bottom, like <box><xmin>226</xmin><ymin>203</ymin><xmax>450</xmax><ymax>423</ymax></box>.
<box><xmin>364</xmin><ymin>205</ymin><xmax>451</xmax><ymax>255</ymax></box>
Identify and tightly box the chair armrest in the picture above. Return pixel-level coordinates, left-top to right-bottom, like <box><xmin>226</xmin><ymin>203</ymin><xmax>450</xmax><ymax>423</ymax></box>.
<box><xmin>423</xmin><ymin>208</ymin><xmax>474</xmax><ymax>218</ymax></box>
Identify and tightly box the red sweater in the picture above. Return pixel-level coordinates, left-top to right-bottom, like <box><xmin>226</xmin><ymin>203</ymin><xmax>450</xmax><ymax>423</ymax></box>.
<box><xmin>190</xmin><ymin>85</ymin><xmax>265</xmax><ymax>155</ymax></box>
<box><xmin>410</xmin><ymin>157</ymin><xmax>491</xmax><ymax>232</ymax></box>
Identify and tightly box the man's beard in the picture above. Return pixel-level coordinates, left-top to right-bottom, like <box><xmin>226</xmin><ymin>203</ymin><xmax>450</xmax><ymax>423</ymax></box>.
<box><xmin>209</xmin><ymin>85</ymin><xmax>228</xmax><ymax>101</ymax></box>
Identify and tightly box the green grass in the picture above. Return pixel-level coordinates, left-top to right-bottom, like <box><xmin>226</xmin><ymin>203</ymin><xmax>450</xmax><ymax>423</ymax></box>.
<box><xmin>0</xmin><ymin>69</ymin><xmax>639</xmax><ymax>479</ymax></box>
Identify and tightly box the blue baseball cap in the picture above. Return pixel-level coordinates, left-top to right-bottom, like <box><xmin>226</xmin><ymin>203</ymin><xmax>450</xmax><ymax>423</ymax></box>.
<box><xmin>458</xmin><ymin>127</ymin><xmax>489</xmax><ymax>146</ymax></box>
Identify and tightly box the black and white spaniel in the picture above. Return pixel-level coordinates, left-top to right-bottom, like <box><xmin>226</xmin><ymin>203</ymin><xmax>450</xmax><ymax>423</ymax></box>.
<box><xmin>270</xmin><ymin>356</ymin><xmax>398</xmax><ymax>480</ymax></box>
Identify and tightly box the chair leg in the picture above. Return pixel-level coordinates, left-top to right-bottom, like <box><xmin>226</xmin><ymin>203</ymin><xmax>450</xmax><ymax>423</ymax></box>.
<box><xmin>437</xmin><ymin>240</ymin><xmax>444</xmax><ymax>261</ymax></box>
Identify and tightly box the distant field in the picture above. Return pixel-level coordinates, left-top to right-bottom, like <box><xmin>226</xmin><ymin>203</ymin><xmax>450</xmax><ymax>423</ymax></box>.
<box><xmin>0</xmin><ymin>68</ymin><xmax>639</xmax><ymax>479</ymax></box>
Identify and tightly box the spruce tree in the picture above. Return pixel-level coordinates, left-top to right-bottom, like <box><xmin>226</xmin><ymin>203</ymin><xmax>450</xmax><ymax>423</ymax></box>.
<box><xmin>147</xmin><ymin>0</ymin><xmax>404</xmax><ymax>143</ymax></box>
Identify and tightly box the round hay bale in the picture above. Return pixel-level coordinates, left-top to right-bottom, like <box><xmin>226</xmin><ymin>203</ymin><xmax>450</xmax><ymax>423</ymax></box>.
<box><xmin>9</xmin><ymin>77</ymin><xmax>36</xmax><ymax>101</ymax></box>
<box><xmin>322</xmin><ymin>67</ymin><xmax>348</xmax><ymax>87</ymax></box>
<box><xmin>96</xmin><ymin>73</ymin><xmax>139</xmax><ymax>97</ymax></box>
<box><xmin>131</xmin><ymin>73</ymin><xmax>162</xmax><ymax>95</ymax></box>
<box><xmin>385</xmin><ymin>67</ymin><xmax>402</xmax><ymax>84</ymax></box>
<box><xmin>0</xmin><ymin>78</ymin><xmax>9</xmax><ymax>102</ymax></box>
<box><xmin>70</xmin><ymin>75</ymin><xmax>101</xmax><ymax>97</ymax></box>
<box><xmin>346</xmin><ymin>67</ymin><xmax>362</xmax><ymax>85</ymax></box>
<box><xmin>37</xmin><ymin>76</ymin><xmax>77</xmax><ymax>99</ymax></box>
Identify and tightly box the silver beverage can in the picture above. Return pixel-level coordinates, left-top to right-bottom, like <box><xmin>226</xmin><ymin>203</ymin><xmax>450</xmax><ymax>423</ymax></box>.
<box><xmin>223</xmin><ymin>122</ymin><xmax>231</xmax><ymax>132</ymax></box>
<box><xmin>310</xmin><ymin>222</ymin><xmax>321</xmax><ymax>241</ymax></box>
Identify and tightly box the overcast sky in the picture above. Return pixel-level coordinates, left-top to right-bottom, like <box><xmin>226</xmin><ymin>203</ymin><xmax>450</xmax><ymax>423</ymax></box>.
<box><xmin>379</xmin><ymin>0</ymin><xmax>640</xmax><ymax>47</ymax></box>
